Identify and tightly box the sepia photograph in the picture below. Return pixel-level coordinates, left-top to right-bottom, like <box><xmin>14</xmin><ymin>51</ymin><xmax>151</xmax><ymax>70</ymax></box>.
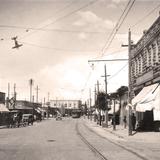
<box><xmin>0</xmin><ymin>0</ymin><xmax>160</xmax><ymax>159</ymax></box>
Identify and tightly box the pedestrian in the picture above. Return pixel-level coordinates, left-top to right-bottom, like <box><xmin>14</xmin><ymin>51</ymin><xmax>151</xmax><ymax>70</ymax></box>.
<box><xmin>131</xmin><ymin>113</ymin><xmax>136</xmax><ymax>131</ymax></box>
<box><xmin>123</xmin><ymin>115</ymin><xmax>127</xmax><ymax>128</ymax></box>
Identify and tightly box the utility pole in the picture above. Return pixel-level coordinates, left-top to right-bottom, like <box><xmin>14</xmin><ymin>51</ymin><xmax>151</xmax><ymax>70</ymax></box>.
<box><xmin>13</xmin><ymin>83</ymin><xmax>16</xmax><ymax>109</ymax></box>
<box><xmin>13</xmin><ymin>83</ymin><xmax>16</xmax><ymax>100</ymax></box>
<box><xmin>128</xmin><ymin>29</ymin><xmax>132</xmax><ymax>136</ymax></box>
<box><xmin>103</xmin><ymin>64</ymin><xmax>110</xmax><ymax>127</ymax></box>
<box><xmin>94</xmin><ymin>85</ymin><xmax>97</xmax><ymax>107</ymax></box>
<box><xmin>88</xmin><ymin>59</ymin><xmax>128</xmax><ymax>127</ymax></box>
<box><xmin>94</xmin><ymin>85</ymin><xmax>97</xmax><ymax>122</ymax></box>
<box><xmin>8</xmin><ymin>83</ymin><xmax>10</xmax><ymax>99</ymax></box>
<box><xmin>29</xmin><ymin>79</ymin><xmax>34</xmax><ymax>115</ymax></box>
<box><xmin>122</xmin><ymin>29</ymin><xmax>133</xmax><ymax>136</ymax></box>
<box><xmin>29</xmin><ymin>79</ymin><xmax>34</xmax><ymax>102</ymax></box>
<box><xmin>89</xmin><ymin>88</ymin><xmax>92</xmax><ymax>120</ymax></box>
<box><xmin>36</xmin><ymin>85</ymin><xmax>40</xmax><ymax>103</ymax></box>
<box><xmin>97</xmin><ymin>80</ymin><xmax>101</xmax><ymax>125</ymax></box>
<box><xmin>47</xmin><ymin>92</ymin><xmax>50</xmax><ymax>119</ymax></box>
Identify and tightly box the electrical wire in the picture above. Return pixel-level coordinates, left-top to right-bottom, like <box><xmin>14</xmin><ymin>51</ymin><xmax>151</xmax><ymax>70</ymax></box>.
<box><xmin>39</xmin><ymin>0</ymin><xmax>99</xmax><ymax>29</ymax></box>
<box><xmin>82</xmin><ymin>70</ymin><xmax>92</xmax><ymax>92</ymax></box>
<box><xmin>20</xmin><ymin>0</ymin><xmax>76</xmax><ymax>39</ymax></box>
<box><xmin>20</xmin><ymin>0</ymin><xmax>99</xmax><ymax>40</ymax></box>
<box><xmin>108</xmin><ymin>63</ymin><xmax>128</xmax><ymax>81</ymax></box>
<box><xmin>0</xmin><ymin>25</ymin><xmax>105</xmax><ymax>34</ymax></box>
<box><xmin>101</xmin><ymin>0</ymin><xmax>136</xmax><ymax>56</ymax></box>
<box><xmin>131</xmin><ymin>3</ymin><xmax>160</xmax><ymax>28</ymax></box>
<box><xmin>21</xmin><ymin>41</ymin><xmax>100</xmax><ymax>53</ymax></box>
<box><xmin>93</xmin><ymin>47</ymin><xmax>127</xmax><ymax>59</ymax></box>
<box><xmin>101</xmin><ymin>0</ymin><xmax>132</xmax><ymax>54</ymax></box>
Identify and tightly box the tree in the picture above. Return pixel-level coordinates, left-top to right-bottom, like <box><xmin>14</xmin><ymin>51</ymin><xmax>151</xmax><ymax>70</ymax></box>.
<box><xmin>116</xmin><ymin>86</ymin><xmax>128</xmax><ymax>97</ymax></box>
<box><xmin>96</xmin><ymin>92</ymin><xmax>106</xmax><ymax>111</ymax></box>
<box><xmin>96</xmin><ymin>92</ymin><xmax>106</xmax><ymax>126</ymax></box>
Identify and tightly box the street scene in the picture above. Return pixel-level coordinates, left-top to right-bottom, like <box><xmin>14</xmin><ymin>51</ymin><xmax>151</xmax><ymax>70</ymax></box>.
<box><xmin>1</xmin><ymin>0</ymin><xmax>160</xmax><ymax>160</ymax></box>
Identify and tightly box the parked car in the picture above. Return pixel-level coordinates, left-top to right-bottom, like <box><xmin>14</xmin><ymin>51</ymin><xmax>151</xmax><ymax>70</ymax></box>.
<box><xmin>22</xmin><ymin>114</ymin><xmax>34</xmax><ymax>125</ymax></box>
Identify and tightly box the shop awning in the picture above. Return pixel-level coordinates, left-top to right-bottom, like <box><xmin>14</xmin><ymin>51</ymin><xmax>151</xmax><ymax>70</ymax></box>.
<box><xmin>0</xmin><ymin>104</ymin><xmax>9</xmax><ymax>112</ymax></box>
<box><xmin>132</xmin><ymin>83</ymin><xmax>160</xmax><ymax>114</ymax></box>
<box><xmin>132</xmin><ymin>83</ymin><xmax>159</xmax><ymax>106</ymax></box>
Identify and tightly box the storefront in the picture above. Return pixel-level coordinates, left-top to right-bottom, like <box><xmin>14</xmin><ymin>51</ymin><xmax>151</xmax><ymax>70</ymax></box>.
<box><xmin>132</xmin><ymin>83</ymin><xmax>160</xmax><ymax>131</ymax></box>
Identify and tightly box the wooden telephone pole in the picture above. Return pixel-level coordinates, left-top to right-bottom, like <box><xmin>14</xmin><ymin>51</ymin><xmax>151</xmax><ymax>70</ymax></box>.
<box><xmin>36</xmin><ymin>85</ymin><xmax>40</xmax><ymax>103</ymax></box>
<box><xmin>122</xmin><ymin>29</ymin><xmax>133</xmax><ymax>136</ymax></box>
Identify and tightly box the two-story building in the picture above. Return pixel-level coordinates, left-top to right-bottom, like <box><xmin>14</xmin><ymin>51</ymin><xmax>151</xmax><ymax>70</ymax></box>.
<box><xmin>50</xmin><ymin>100</ymin><xmax>82</xmax><ymax>116</ymax></box>
<box><xmin>131</xmin><ymin>15</ymin><xmax>160</xmax><ymax>131</ymax></box>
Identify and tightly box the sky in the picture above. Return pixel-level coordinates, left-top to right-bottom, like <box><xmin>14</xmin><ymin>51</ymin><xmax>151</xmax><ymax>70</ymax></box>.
<box><xmin>0</xmin><ymin>0</ymin><xmax>160</xmax><ymax>104</ymax></box>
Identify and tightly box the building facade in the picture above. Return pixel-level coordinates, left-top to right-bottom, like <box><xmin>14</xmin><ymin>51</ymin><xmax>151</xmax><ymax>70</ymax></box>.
<box><xmin>50</xmin><ymin>100</ymin><xmax>82</xmax><ymax>109</ymax></box>
<box><xmin>131</xmin><ymin>16</ymin><xmax>160</xmax><ymax>94</ymax></box>
<box><xmin>50</xmin><ymin>100</ymin><xmax>82</xmax><ymax>116</ymax></box>
<box><xmin>130</xmin><ymin>16</ymin><xmax>160</xmax><ymax>131</ymax></box>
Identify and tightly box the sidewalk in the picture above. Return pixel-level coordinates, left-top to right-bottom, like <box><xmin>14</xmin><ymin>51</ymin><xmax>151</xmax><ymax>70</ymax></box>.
<box><xmin>84</xmin><ymin>118</ymin><xmax>160</xmax><ymax>143</ymax></box>
<box><xmin>83</xmin><ymin>118</ymin><xmax>160</xmax><ymax>160</ymax></box>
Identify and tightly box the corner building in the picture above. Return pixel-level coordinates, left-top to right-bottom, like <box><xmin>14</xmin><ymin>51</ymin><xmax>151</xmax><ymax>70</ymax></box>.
<box><xmin>131</xmin><ymin>15</ymin><xmax>160</xmax><ymax>131</ymax></box>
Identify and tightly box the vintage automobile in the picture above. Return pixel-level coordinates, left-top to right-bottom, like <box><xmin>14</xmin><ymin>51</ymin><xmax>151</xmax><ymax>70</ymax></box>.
<box><xmin>22</xmin><ymin>114</ymin><xmax>34</xmax><ymax>126</ymax></box>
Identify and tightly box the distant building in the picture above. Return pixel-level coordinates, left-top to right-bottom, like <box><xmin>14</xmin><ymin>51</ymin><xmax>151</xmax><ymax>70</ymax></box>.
<box><xmin>9</xmin><ymin>100</ymin><xmax>42</xmax><ymax>114</ymax></box>
<box><xmin>50</xmin><ymin>100</ymin><xmax>82</xmax><ymax>116</ymax></box>
<box><xmin>131</xmin><ymin>15</ymin><xmax>160</xmax><ymax>131</ymax></box>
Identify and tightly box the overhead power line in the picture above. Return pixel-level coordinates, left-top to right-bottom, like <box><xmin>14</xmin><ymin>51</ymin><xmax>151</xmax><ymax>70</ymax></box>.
<box><xmin>108</xmin><ymin>63</ymin><xmax>128</xmax><ymax>80</ymax></box>
<box><xmin>101</xmin><ymin>0</ymin><xmax>136</xmax><ymax>56</ymax></box>
<box><xmin>40</xmin><ymin>0</ymin><xmax>99</xmax><ymax>28</ymax></box>
<box><xmin>20</xmin><ymin>0</ymin><xmax>99</xmax><ymax>40</ymax></box>
<box><xmin>82</xmin><ymin>70</ymin><xmax>92</xmax><ymax>92</ymax></box>
<box><xmin>20</xmin><ymin>0</ymin><xmax>76</xmax><ymax>39</ymax></box>
<box><xmin>21</xmin><ymin>41</ymin><xmax>99</xmax><ymax>53</ymax></box>
<box><xmin>0</xmin><ymin>25</ymin><xmax>105</xmax><ymax>34</ymax></box>
<box><xmin>131</xmin><ymin>3</ymin><xmax>160</xmax><ymax>28</ymax></box>
<box><xmin>101</xmin><ymin>0</ymin><xmax>132</xmax><ymax>54</ymax></box>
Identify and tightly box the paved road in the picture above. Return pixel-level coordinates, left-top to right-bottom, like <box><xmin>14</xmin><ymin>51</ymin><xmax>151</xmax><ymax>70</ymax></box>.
<box><xmin>0</xmin><ymin>118</ymin><xmax>101</xmax><ymax>160</ymax></box>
